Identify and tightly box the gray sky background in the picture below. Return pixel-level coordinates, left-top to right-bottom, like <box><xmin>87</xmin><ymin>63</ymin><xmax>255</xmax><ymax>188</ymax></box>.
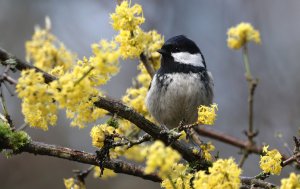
<box><xmin>1</xmin><ymin>0</ymin><xmax>300</xmax><ymax>188</ymax></box>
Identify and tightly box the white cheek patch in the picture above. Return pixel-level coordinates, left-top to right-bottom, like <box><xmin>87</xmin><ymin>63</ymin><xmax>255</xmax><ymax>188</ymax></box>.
<box><xmin>171</xmin><ymin>52</ymin><xmax>204</xmax><ymax>67</ymax></box>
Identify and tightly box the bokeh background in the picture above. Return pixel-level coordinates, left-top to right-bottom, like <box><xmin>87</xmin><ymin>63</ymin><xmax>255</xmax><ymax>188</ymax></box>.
<box><xmin>1</xmin><ymin>0</ymin><xmax>300</xmax><ymax>188</ymax></box>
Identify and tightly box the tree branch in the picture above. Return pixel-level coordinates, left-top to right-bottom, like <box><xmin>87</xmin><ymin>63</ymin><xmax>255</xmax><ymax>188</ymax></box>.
<box><xmin>194</xmin><ymin>127</ymin><xmax>262</xmax><ymax>154</ymax></box>
<box><xmin>2</xmin><ymin>139</ymin><xmax>162</xmax><ymax>182</ymax></box>
<box><xmin>1</xmin><ymin>137</ymin><xmax>276</xmax><ymax>188</ymax></box>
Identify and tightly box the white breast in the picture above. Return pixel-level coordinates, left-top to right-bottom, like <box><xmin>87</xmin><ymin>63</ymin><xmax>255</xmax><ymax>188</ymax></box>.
<box><xmin>146</xmin><ymin>72</ymin><xmax>213</xmax><ymax>128</ymax></box>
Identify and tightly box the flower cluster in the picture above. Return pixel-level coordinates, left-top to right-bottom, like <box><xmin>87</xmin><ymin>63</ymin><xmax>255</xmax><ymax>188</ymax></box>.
<box><xmin>89</xmin><ymin>40</ymin><xmax>121</xmax><ymax>86</ymax></box>
<box><xmin>90</xmin><ymin>123</ymin><xmax>118</xmax><ymax>148</ymax></box>
<box><xmin>200</xmin><ymin>142</ymin><xmax>215</xmax><ymax>161</ymax></box>
<box><xmin>280</xmin><ymin>173</ymin><xmax>300</xmax><ymax>189</ymax></box>
<box><xmin>122</xmin><ymin>86</ymin><xmax>148</xmax><ymax>116</ymax></box>
<box><xmin>93</xmin><ymin>167</ymin><xmax>117</xmax><ymax>179</ymax></box>
<box><xmin>161</xmin><ymin>164</ymin><xmax>193</xmax><ymax>189</ymax></box>
<box><xmin>260</xmin><ymin>145</ymin><xmax>282</xmax><ymax>175</ymax></box>
<box><xmin>49</xmin><ymin>40</ymin><xmax>120</xmax><ymax>128</ymax></box>
<box><xmin>110</xmin><ymin>1</ymin><xmax>144</xmax><ymax>31</ymax></box>
<box><xmin>16</xmin><ymin>70</ymin><xmax>57</xmax><ymax>130</ymax></box>
<box><xmin>64</xmin><ymin>178</ymin><xmax>85</xmax><ymax>189</ymax></box>
<box><xmin>111</xmin><ymin>1</ymin><xmax>163</xmax><ymax>59</ymax></box>
<box><xmin>120</xmin><ymin>145</ymin><xmax>148</xmax><ymax>162</ymax></box>
<box><xmin>26</xmin><ymin>18</ymin><xmax>75</xmax><ymax>73</ymax></box>
<box><xmin>20</xmin><ymin>23</ymin><xmax>122</xmax><ymax>129</ymax></box>
<box><xmin>197</xmin><ymin>103</ymin><xmax>218</xmax><ymax>125</ymax></box>
<box><xmin>143</xmin><ymin>140</ymin><xmax>181</xmax><ymax>178</ymax></box>
<box><xmin>227</xmin><ymin>22</ymin><xmax>261</xmax><ymax>50</ymax></box>
<box><xmin>111</xmin><ymin>1</ymin><xmax>145</xmax><ymax>58</ymax></box>
<box><xmin>193</xmin><ymin>158</ymin><xmax>241</xmax><ymax>189</ymax></box>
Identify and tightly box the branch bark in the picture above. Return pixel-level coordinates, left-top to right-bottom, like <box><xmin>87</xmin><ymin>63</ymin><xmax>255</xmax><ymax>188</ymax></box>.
<box><xmin>140</xmin><ymin>53</ymin><xmax>155</xmax><ymax>78</ymax></box>
<box><xmin>1</xmin><ymin>137</ymin><xmax>277</xmax><ymax>188</ymax></box>
<box><xmin>2</xmin><ymin>139</ymin><xmax>162</xmax><ymax>182</ymax></box>
<box><xmin>195</xmin><ymin>127</ymin><xmax>262</xmax><ymax>154</ymax></box>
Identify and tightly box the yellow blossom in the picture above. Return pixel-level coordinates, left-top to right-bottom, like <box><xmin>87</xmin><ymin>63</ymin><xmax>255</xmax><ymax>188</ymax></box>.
<box><xmin>227</xmin><ymin>22</ymin><xmax>261</xmax><ymax>50</ymax></box>
<box><xmin>260</xmin><ymin>145</ymin><xmax>282</xmax><ymax>175</ymax></box>
<box><xmin>122</xmin><ymin>86</ymin><xmax>149</xmax><ymax>117</ymax></box>
<box><xmin>110</xmin><ymin>1</ymin><xmax>145</xmax><ymax>31</ymax></box>
<box><xmin>16</xmin><ymin>69</ymin><xmax>57</xmax><ymax>130</ymax></box>
<box><xmin>123</xmin><ymin>145</ymin><xmax>147</xmax><ymax>162</ymax></box>
<box><xmin>48</xmin><ymin>40</ymin><xmax>119</xmax><ymax>128</ymax></box>
<box><xmin>161</xmin><ymin>164</ymin><xmax>193</xmax><ymax>189</ymax></box>
<box><xmin>90</xmin><ymin>124</ymin><xmax>117</xmax><ymax>148</ymax></box>
<box><xmin>193</xmin><ymin>158</ymin><xmax>241</xmax><ymax>189</ymax></box>
<box><xmin>49</xmin><ymin>65</ymin><xmax>65</xmax><ymax>77</ymax></box>
<box><xmin>64</xmin><ymin>178</ymin><xmax>86</xmax><ymax>189</ymax></box>
<box><xmin>200</xmin><ymin>142</ymin><xmax>215</xmax><ymax>161</ymax></box>
<box><xmin>26</xmin><ymin>20</ymin><xmax>75</xmax><ymax>72</ymax></box>
<box><xmin>115</xmin><ymin>28</ymin><xmax>146</xmax><ymax>59</ymax></box>
<box><xmin>143</xmin><ymin>140</ymin><xmax>181</xmax><ymax>178</ymax></box>
<box><xmin>137</xmin><ymin>63</ymin><xmax>152</xmax><ymax>87</ymax></box>
<box><xmin>49</xmin><ymin>64</ymin><xmax>106</xmax><ymax>128</ymax></box>
<box><xmin>93</xmin><ymin>167</ymin><xmax>117</xmax><ymax>179</ymax></box>
<box><xmin>116</xmin><ymin>119</ymin><xmax>140</xmax><ymax>136</ymax></box>
<box><xmin>280</xmin><ymin>173</ymin><xmax>300</xmax><ymax>189</ymax></box>
<box><xmin>89</xmin><ymin>40</ymin><xmax>121</xmax><ymax>86</ymax></box>
<box><xmin>197</xmin><ymin>103</ymin><xmax>218</xmax><ymax>125</ymax></box>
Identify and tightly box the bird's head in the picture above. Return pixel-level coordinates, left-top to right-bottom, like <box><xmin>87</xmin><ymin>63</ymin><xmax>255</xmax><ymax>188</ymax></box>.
<box><xmin>158</xmin><ymin>35</ymin><xmax>206</xmax><ymax>68</ymax></box>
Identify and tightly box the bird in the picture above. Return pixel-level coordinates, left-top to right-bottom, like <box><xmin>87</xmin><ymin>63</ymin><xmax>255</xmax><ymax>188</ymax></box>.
<box><xmin>146</xmin><ymin>35</ymin><xmax>214</xmax><ymax>129</ymax></box>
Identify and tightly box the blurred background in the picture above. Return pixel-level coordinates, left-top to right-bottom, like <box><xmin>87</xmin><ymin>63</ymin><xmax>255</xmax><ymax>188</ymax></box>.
<box><xmin>0</xmin><ymin>0</ymin><xmax>300</xmax><ymax>188</ymax></box>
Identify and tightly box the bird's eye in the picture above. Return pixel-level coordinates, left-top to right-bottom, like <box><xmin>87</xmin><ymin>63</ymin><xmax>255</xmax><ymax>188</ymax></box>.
<box><xmin>175</xmin><ymin>47</ymin><xmax>180</xmax><ymax>51</ymax></box>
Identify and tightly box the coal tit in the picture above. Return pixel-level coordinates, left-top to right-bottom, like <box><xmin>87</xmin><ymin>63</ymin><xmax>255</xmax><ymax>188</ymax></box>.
<box><xmin>146</xmin><ymin>35</ymin><xmax>214</xmax><ymax>129</ymax></box>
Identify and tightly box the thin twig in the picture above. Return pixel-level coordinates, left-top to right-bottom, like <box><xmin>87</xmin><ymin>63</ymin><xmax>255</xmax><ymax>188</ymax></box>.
<box><xmin>0</xmin><ymin>85</ymin><xmax>13</xmax><ymax>128</ymax></box>
<box><xmin>74</xmin><ymin>165</ymin><xmax>95</xmax><ymax>183</ymax></box>
<box><xmin>238</xmin><ymin>45</ymin><xmax>259</xmax><ymax>167</ymax></box>
<box><xmin>189</xmin><ymin>128</ymin><xmax>203</xmax><ymax>147</ymax></box>
<box><xmin>140</xmin><ymin>53</ymin><xmax>155</xmax><ymax>78</ymax></box>
<box><xmin>112</xmin><ymin>133</ymin><xmax>152</xmax><ymax>148</ymax></box>
<box><xmin>17</xmin><ymin>123</ymin><xmax>28</xmax><ymax>131</ymax></box>
<box><xmin>238</xmin><ymin>152</ymin><xmax>248</xmax><ymax>168</ymax></box>
<box><xmin>282</xmin><ymin>152</ymin><xmax>300</xmax><ymax>167</ymax></box>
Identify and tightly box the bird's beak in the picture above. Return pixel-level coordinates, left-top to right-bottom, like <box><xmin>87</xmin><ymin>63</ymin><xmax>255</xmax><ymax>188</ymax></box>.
<box><xmin>157</xmin><ymin>49</ymin><xmax>167</xmax><ymax>55</ymax></box>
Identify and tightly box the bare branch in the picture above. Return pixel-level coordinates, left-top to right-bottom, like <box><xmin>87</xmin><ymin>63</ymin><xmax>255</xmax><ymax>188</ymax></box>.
<box><xmin>2</xmin><ymin>139</ymin><xmax>162</xmax><ymax>182</ymax></box>
<box><xmin>195</xmin><ymin>127</ymin><xmax>262</xmax><ymax>154</ymax></box>
<box><xmin>1</xmin><ymin>136</ymin><xmax>277</xmax><ymax>188</ymax></box>
<box><xmin>241</xmin><ymin>177</ymin><xmax>276</xmax><ymax>189</ymax></box>
<box><xmin>140</xmin><ymin>53</ymin><xmax>155</xmax><ymax>78</ymax></box>
<box><xmin>112</xmin><ymin>133</ymin><xmax>152</xmax><ymax>148</ymax></box>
